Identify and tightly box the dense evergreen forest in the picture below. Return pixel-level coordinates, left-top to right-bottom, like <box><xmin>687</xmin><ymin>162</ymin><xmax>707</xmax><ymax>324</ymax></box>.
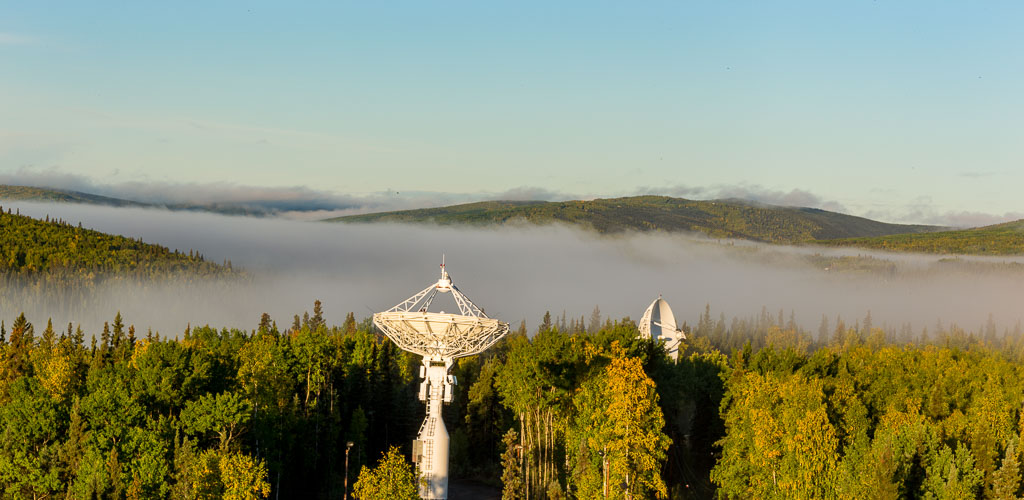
<box><xmin>329</xmin><ymin>196</ymin><xmax>941</xmax><ymax>244</ymax></box>
<box><xmin>0</xmin><ymin>304</ymin><xmax>419</xmax><ymax>499</ymax></box>
<box><xmin>3</xmin><ymin>300</ymin><xmax>1024</xmax><ymax>499</ymax></box>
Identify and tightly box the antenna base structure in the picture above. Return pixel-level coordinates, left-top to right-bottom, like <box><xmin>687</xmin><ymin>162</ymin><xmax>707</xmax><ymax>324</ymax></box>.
<box><xmin>639</xmin><ymin>296</ymin><xmax>686</xmax><ymax>362</ymax></box>
<box><xmin>373</xmin><ymin>261</ymin><xmax>509</xmax><ymax>500</ymax></box>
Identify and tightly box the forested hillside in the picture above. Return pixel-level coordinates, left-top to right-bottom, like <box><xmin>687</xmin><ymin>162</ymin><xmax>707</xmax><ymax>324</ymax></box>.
<box><xmin>0</xmin><ymin>184</ymin><xmax>343</xmax><ymax>217</ymax></box>
<box><xmin>3</xmin><ymin>301</ymin><xmax>1024</xmax><ymax>499</ymax></box>
<box><xmin>329</xmin><ymin>196</ymin><xmax>941</xmax><ymax>244</ymax></box>
<box><xmin>0</xmin><ymin>185</ymin><xmax>145</xmax><ymax>207</ymax></box>
<box><xmin>0</xmin><ymin>207</ymin><xmax>234</xmax><ymax>285</ymax></box>
<box><xmin>816</xmin><ymin>219</ymin><xmax>1024</xmax><ymax>255</ymax></box>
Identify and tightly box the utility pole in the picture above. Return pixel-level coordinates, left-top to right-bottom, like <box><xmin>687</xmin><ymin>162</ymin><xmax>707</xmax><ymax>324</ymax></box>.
<box><xmin>600</xmin><ymin>447</ymin><xmax>608</xmax><ymax>498</ymax></box>
<box><xmin>344</xmin><ymin>441</ymin><xmax>354</xmax><ymax>500</ymax></box>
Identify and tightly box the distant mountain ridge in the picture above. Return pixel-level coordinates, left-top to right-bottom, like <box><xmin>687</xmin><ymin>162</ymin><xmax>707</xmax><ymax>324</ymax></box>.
<box><xmin>6</xmin><ymin>185</ymin><xmax>1013</xmax><ymax>254</ymax></box>
<box><xmin>0</xmin><ymin>185</ymin><xmax>148</xmax><ymax>207</ymax></box>
<box><xmin>0</xmin><ymin>184</ymin><xmax>330</xmax><ymax>216</ymax></box>
<box><xmin>327</xmin><ymin>195</ymin><xmax>943</xmax><ymax>244</ymax></box>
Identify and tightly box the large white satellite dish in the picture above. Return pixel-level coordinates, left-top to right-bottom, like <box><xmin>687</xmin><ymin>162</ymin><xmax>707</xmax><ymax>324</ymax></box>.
<box><xmin>373</xmin><ymin>259</ymin><xmax>510</xmax><ymax>500</ymax></box>
<box><xmin>638</xmin><ymin>296</ymin><xmax>686</xmax><ymax>361</ymax></box>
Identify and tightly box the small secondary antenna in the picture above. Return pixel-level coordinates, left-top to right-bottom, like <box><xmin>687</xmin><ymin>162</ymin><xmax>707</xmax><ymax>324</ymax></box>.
<box><xmin>638</xmin><ymin>296</ymin><xmax>687</xmax><ymax>362</ymax></box>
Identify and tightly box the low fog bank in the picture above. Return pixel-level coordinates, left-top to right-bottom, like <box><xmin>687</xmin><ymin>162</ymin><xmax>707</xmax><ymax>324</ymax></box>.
<box><xmin>5</xmin><ymin>201</ymin><xmax>1024</xmax><ymax>338</ymax></box>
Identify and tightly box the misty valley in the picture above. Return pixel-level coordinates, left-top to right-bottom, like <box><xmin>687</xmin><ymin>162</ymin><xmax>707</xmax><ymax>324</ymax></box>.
<box><xmin>0</xmin><ymin>202</ymin><xmax>1023</xmax><ymax>499</ymax></box>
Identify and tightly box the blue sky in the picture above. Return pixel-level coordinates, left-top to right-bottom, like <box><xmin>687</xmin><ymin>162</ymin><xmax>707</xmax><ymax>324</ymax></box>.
<box><xmin>1</xmin><ymin>2</ymin><xmax>1021</xmax><ymax>225</ymax></box>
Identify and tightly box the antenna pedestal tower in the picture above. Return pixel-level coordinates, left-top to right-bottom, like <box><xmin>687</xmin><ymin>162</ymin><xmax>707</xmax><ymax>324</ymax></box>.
<box><xmin>412</xmin><ymin>356</ymin><xmax>453</xmax><ymax>499</ymax></box>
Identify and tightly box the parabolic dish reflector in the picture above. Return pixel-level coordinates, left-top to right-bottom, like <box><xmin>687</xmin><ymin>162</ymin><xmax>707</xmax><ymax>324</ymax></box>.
<box><xmin>373</xmin><ymin>311</ymin><xmax>507</xmax><ymax>359</ymax></box>
<box><xmin>372</xmin><ymin>261</ymin><xmax>510</xmax><ymax>360</ymax></box>
<box><xmin>639</xmin><ymin>296</ymin><xmax>686</xmax><ymax>362</ymax></box>
<box><xmin>639</xmin><ymin>296</ymin><xmax>682</xmax><ymax>341</ymax></box>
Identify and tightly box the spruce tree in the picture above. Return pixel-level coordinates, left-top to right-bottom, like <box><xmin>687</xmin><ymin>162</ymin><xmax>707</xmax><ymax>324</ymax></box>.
<box><xmin>100</xmin><ymin>321</ymin><xmax>111</xmax><ymax>356</ymax></box>
<box><xmin>310</xmin><ymin>300</ymin><xmax>325</xmax><ymax>331</ymax></box>
<box><xmin>41</xmin><ymin>318</ymin><xmax>56</xmax><ymax>352</ymax></box>
<box><xmin>342</xmin><ymin>312</ymin><xmax>357</xmax><ymax>336</ymax></box>
<box><xmin>539</xmin><ymin>311</ymin><xmax>552</xmax><ymax>333</ymax></box>
<box><xmin>11</xmin><ymin>313</ymin><xmax>32</xmax><ymax>349</ymax></box>
<box><xmin>73</xmin><ymin>325</ymin><xmax>85</xmax><ymax>348</ymax></box>
<box><xmin>258</xmin><ymin>313</ymin><xmax>273</xmax><ymax>334</ymax></box>
<box><xmin>588</xmin><ymin>305</ymin><xmax>602</xmax><ymax>333</ymax></box>
<box><xmin>501</xmin><ymin>429</ymin><xmax>523</xmax><ymax>500</ymax></box>
<box><xmin>112</xmin><ymin>312</ymin><xmax>125</xmax><ymax>349</ymax></box>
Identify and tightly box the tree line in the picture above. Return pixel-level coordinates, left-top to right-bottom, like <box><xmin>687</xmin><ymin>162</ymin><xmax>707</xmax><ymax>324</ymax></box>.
<box><xmin>2</xmin><ymin>301</ymin><xmax>1024</xmax><ymax>499</ymax></box>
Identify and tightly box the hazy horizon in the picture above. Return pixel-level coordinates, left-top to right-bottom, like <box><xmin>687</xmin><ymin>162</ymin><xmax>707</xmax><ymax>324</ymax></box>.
<box><xmin>3</xmin><ymin>177</ymin><xmax>1004</xmax><ymax>228</ymax></box>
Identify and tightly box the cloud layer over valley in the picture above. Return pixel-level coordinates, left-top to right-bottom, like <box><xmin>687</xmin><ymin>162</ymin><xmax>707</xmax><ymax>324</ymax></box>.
<box><xmin>3</xmin><ymin>201</ymin><xmax>1023</xmax><ymax>339</ymax></box>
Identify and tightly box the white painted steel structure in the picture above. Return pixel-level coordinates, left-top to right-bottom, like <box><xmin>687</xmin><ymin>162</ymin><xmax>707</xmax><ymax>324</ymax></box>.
<box><xmin>638</xmin><ymin>296</ymin><xmax>686</xmax><ymax>361</ymax></box>
<box><xmin>373</xmin><ymin>260</ymin><xmax>510</xmax><ymax>500</ymax></box>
